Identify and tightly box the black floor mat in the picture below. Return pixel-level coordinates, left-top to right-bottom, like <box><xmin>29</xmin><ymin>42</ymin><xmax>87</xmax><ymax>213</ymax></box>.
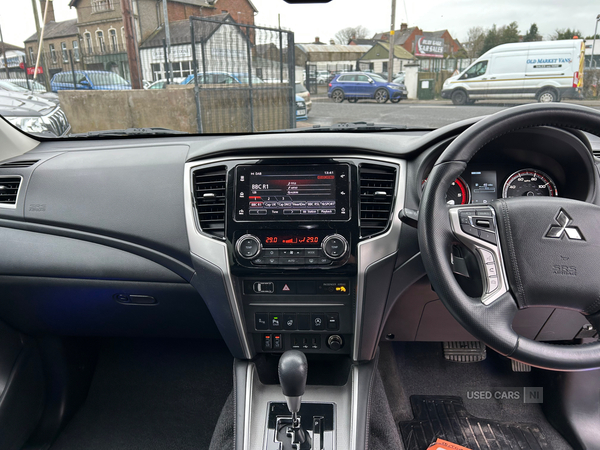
<box><xmin>400</xmin><ymin>395</ymin><xmax>550</xmax><ymax>450</ymax></box>
<box><xmin>51</xmin><ymin>338</ymin><xmax>233</xmax><ymax>450</ymax></box>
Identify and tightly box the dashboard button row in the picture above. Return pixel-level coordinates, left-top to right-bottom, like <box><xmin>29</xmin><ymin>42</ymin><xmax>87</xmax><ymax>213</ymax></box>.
<box><xmin>255</xmin><ymin>312</ymin><xmax>339</xmax><ymax>331</ymax></box>
<box><xmin>252</xmin><ymin>256</ymin><xmax>331</xmax><ymax>266</ymax></box>
<box><xmin>258</xmin><ymin>248</ymin><xmax>324</xmax><ymax>258</ymax></box>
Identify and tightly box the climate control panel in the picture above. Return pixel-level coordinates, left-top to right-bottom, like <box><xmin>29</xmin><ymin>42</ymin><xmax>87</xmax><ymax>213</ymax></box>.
<box><xmin>234</xmin><ymin>231</ymin><xmax>350</xmax><ymax>268</ymax></box>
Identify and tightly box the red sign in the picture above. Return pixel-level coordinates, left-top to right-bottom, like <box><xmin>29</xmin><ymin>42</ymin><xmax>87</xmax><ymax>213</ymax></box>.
<box><xmin>26</xmin><ymin>66</ymin><xmax>43</xmax><ymax>75</ymax></box>
<box><xmin>19</xmin><ymin>62</ymin><xmax>25</xmax><ymax>70</ymax></box>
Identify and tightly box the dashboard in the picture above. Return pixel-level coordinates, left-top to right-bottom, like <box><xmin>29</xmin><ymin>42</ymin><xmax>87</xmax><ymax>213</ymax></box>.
<box><xmin>0</xmin><ymin>119</ymin><xmax>598</xmax><ymax>365</ymax></box>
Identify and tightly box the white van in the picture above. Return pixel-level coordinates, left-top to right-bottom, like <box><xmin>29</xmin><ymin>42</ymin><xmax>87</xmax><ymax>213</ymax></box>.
<box><xmin>441</xmin><ymin>40</ymin><xmax>585</xmax><ymax>104</ymax></box>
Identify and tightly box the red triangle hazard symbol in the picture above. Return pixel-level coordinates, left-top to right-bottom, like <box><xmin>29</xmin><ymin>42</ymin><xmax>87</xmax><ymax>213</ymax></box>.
<box><xmin>282</xmin><ymin>284</ymin><xmax>290</xmax><ymax>291</ymax></box>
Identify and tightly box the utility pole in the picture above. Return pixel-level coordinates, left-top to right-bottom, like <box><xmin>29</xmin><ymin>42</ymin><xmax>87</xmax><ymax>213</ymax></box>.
<box><xmin>31</xmin><ymin>0</ymin><xmax>51</xmax><ymax>90</ymax></box>
<box><xmin>0</xmin><ymin>21</ymin><xmax>10</xmax><ymax>79</ymax></box>
<box><xmin>120</xmin><ymin>0</ymin><xmax>142</xmax><ymax>89</ymax></box>
<box><xmin>162</xmin><ymin>0</ymin><xmax>172</xmax><ymax>83</ymax></box>
<box><xmin>387</xmin><ymin>0</ymin><xmax>396</xmax><ymax>82</ymax></box>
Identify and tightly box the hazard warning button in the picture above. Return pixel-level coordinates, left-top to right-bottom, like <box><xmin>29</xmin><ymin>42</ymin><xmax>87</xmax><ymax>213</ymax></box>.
<box><xmin>275</xmin><ymin>281</ymin><xmax>296</xmax><ymax>294</ymax></box>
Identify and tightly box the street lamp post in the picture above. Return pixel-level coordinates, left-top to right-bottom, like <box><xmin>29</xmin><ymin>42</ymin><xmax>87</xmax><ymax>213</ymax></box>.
<box><xmin>591</xmin><ymin>14</ymin><xmax>600</xmax><ymax>69</ymax></box>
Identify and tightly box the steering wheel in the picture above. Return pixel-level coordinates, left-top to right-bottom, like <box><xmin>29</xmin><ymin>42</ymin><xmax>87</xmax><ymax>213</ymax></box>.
<box><xmin>419</xmin><ymin>103</ymin><xmax>600</xmax><ymax>371</ymax></box>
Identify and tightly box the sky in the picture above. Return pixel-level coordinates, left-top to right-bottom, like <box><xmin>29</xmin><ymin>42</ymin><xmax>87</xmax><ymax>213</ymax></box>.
<box><xmin>0</xmin><ymin>0</ymin><xmax>598</xmax><ymax>48</ymax></box>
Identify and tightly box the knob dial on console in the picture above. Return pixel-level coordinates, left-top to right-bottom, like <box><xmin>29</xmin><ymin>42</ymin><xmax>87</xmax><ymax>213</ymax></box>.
<box><xmin>236</xmin><ymin>234</ymin><xmax>261</xmax><ymax>259</ymax></box>
<box><xmin>321</xmin><ymin>234</ymin><xmax>348</xmax><ymax>260</ymax></box>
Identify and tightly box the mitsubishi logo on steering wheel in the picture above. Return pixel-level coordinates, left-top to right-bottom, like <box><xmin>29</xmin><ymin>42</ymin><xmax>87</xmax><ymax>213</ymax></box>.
<box><xmin>545</xmin><ymin>209</ymin><xmax>584</xmax><ymax>241</ymax></box>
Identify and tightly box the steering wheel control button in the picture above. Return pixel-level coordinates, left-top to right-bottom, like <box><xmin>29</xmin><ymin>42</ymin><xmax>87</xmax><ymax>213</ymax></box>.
<box><xmin>486</xmin><ymin>264</ymin><xmax>497</xmax><ymax>277</ymax></box>
<box><xmin>322</xmin><ymin>234</ymin><xmax>348</xmax><ymax>260</ymax></box>
<box><xmin>311</xmin><ymin>314</ymin><xmax>326</xmax><ymax>330</ymax></box>
<box><xmin>475</xmin><ymin>218</ymin><xmax>491</xmax><ymax>228</ymax></box>
<box><xmin>236</xmin><ymin>235</ymin><xmax>261</xmax><ymax>259</ymax></box>
<box><xmin>255</xmin><ymin>313</ymin><xmax>269</xmax><ymax>330</ymax></box>
<box><xmin>461</xmin><ymin>224</ymin><xmax>480</xmax><ymax>238</ymax></box>
<box><xmin>479</xmin><ymin>230</ymin><xmax>497</xmax><ymax>245</ymax></box>
<box><xmin>269</xmin><ymin>313</ymin><xmax>283</xmax><ymax>330</ymax></box>
<box><xmin>488</xmin><ymin>277</ymin><xmax>499</xmax><ymax>293</ymax></box>
<box><xmin>478</xmin><ymin>248</ymin><xmax>495</xmax><ymax>265</ymax></box>
<box><xmin>253</xmin><ymin>282</ymin><xmax>274</xmax><ymax>294</ymax></box>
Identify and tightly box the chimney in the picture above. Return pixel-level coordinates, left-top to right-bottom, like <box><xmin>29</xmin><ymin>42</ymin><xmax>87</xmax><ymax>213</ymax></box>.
<box><xmin>40</xmin><ymin>0</ymin><xmax>56</xmax><ymax>24</ymax></box>
<box><xmin>400</xmin><ymin>23</ymin><xmax>408</xmax><ymax>32</ymax></box>
<box><xmin>330</xmin><ymin>39</ymin><xmax>335</xmax><ymax>45</ymax></box>
<box><xmin>315</xmin><ymin>37</ymin><xmax>320</xmax><ymax>43</ymax></box>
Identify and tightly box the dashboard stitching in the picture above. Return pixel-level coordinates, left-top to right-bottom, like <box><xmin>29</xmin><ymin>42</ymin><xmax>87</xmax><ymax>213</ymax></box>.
<box><xmin>499</xmin><ymin>199</ymin><xmax>527</xmax><ymax>306</ymax></box>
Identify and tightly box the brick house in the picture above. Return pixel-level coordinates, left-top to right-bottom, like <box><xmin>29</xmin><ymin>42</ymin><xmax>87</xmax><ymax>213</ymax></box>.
<box><xmin>373</xmin><ymin>23</ymin><xmax>461</xmax><ymax>56</ymax></box>
<box><xmin>24</xmin><ymin>18</ymin><xmax>80</xmax><ymax>75</ymax></box>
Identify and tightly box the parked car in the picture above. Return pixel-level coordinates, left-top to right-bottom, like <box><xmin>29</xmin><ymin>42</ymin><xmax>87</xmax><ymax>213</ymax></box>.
<box><xmin>328</xmin><ymin>72</ymin><xmax>408</xmax><ymax>103</ymax></box>
<box><xmin>147</xmin><ymin>78</ymin><xmax>187</xmax><ymax>90</ymax></box>
<box><xmin>8</xmin><ymin>78</ymin><xmax>47</xmax><ymax>94</ymax></box>
<box><xmin>294</xmin><ymin>82</ymin><xmax>312</xmax><ymax>114</ymax></box>
<box><xmin>50</xmin><ymin>71</ymin><xmax>131</xmax><ymax>92</ymax></box>
<box><xmin>393</xmin><ymin>73</ymin><xmax>405</xmax><ymax>84</ymax></box>
<box><xmin>0</xmin><ymin>80</ymin><xmax>59</xmax><ymax>102</ymax></box>
<box><xmin>295</xmin><ymin>94</ymin><xmax>307</xmax><ymax>121</ymax></box>
<box><xmin>0</xmin><ymin>90</ymin><xmax>70</xmax><ymax>137</ymax></box>
<box><xmin>182</xmin><ymin>72</ymin><xmax>264</xmax><ymax>85</ymax></box>
<box><xmin>441</xmin><ymin>39</ymin><xmax>585</xmax><ymax>105</ymax></box>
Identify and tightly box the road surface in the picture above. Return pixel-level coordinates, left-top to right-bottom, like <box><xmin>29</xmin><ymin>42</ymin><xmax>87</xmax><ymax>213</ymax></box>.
<box><xmin>302</xmin><ymin>99</ymin><xmax>600</xmax><ymax>129</ymax></box>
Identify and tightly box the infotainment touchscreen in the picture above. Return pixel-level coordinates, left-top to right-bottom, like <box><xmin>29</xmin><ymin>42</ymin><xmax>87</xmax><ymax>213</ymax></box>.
<box><xmin>234</xmin><ymin>164</ymin><xmax>350</xmax><ymax>221</ymax></box>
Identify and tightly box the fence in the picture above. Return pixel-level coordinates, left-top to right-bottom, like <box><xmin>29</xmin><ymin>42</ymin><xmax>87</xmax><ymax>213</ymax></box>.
<box><xmin>0</xmin><ymin>45</ymin><xmax>132</xmax><ymax>92</ymax></box>
<box><xmin>187</xmin><ymin>16</ymin><xmax>296</xmax><ymax>133</ymax></box>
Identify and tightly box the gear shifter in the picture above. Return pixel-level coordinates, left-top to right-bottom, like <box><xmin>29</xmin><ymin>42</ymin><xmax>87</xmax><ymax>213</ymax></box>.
<box><xmin>278</xmin><ymin>350</ymin><xmax>308</xmax><ymax>428</ymax></box>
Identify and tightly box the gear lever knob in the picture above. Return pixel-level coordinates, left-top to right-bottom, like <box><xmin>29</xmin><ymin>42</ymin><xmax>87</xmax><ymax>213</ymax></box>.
<box><xmin>278</xmin><ymin>350</ymin><xmax>308</xmax><ymax>417</ymax></box>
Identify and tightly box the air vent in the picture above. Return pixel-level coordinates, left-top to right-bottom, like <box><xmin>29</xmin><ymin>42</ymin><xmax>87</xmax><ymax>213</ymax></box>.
<box><xmin>0</xmin><ymin>176</ymin><xmax>22</xmax><ymax>206</ymax></box>
<box><xmin>193</xmin><ymin>166</ymin><xmax>227</xmax><ymax>238</ymax></box>
<box><xmin>0</xmin><ymin>160</ymin><xmax>39</xmax><ymax>168</ymax></box>
<box><xmin>359</xmin><ymin>164</ymin><xmax>396</xmax><ymax>238</ymax></box>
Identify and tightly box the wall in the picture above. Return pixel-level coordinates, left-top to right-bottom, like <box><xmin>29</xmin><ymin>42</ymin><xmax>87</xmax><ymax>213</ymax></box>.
<box><xmin>58</xmin><ymin>86</ymin><xmax>199</xmax><ymax>133</ymax></box>
<box><xmin>167</xmin><ymin>0</ymin><xmax>255</xmax><ymax>25</ymax></box>
<box><xmin>57</xmin><ymin>84</ymin><xmax>292</xmax><ymax>134</ymax></box>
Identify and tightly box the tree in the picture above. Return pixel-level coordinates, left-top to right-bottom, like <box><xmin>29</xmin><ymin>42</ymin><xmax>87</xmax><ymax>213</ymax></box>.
<box><xmin>481</xmin><ymin>22</ymin><xmax>521</xmax><ymax>54</ymax></box>
<box><xmin>523</xmin><ymin>23</ymin><xmax>542</xmax><ymax>42</ymax></box>
<box><xmin>501</xmin><ymin>21</ymin><xmax>520</xmax><ymax>43</ymax></box>
<box><xmin>552</xmin><ymin>28</ymin><xmax>582</xmax><ymax>40</ymax></box>
<box><xmin>334</xmin><ymin>26</ymin><xmax>369</xmax><ymax>45</ymax></box>
<box><xmin>465</xmin><ymin>26</ymin><xmax>486</xmax><ymax>59</ymax></box>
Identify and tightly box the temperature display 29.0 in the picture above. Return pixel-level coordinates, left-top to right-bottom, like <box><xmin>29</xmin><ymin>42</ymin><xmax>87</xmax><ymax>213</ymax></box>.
<box><xmin>264</xmin><ymin>235</ymin><xmax>320</xmax><ymax>245</ymax></box>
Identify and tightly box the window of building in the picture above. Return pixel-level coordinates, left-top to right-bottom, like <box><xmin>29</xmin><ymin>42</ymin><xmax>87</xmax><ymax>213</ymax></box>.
<box><xmin>109</xmin><ymin>29</ymin><xmax>118</xmax><ymax>52</ymax></box>
<box><xmin>91</xmin><ymin>0</ymin><xmax>113</xmax><ymax>13</ymax></box>
<box><xmin>29</xmin><ymin>47</ymin><xmax>35</xmax><ymax>65</ymax></box>
<box><xmin>61</xmin><ymin>42</ymin><xmax>68</xmax><ymax>62</ymax></box>
<box><xmin>73</xmin><ymin>40</ymin><xmax>80</xmax><ymax>61</ymax></box>
<box><xmin>151</xmin><ymin>63</ymin><xmax>163</xmax><ymax>82</ymax></box>
<box><xmin>97</xmin><ymin>30</ymin><xmax>106</xmax><ymax>53</ymax></box>
<box><xmin>84</xmin><ymin>32</ymin><xmax>93</xmax><ymax>54</ymax></box>
<box><xmin>49</xmin><ymin>43</ymin><xmax>57</xmax><ymax>63</ymax></box>
<box><xmin>121</xmin><ymin>27</ymin><xmax>126</xmax><ymax>46</ymax></box>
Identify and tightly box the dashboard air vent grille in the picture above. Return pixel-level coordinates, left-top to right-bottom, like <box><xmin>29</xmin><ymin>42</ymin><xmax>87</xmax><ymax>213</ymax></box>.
<box><xmin>359</xmin><ymin>164</ymin><xmax>396</xmax><ymax>238</ymax></box>
<box><xmin>0</xmin><ymin>160</ymin><xmax>39</xmax><ymax>168</ymax></box>
<box><xmin>193</xmin><ymin>166</ymin><xmax>227</xmax><ymax>238</ymax></box>
<box><xmin>0</xmin><ymin>177</ymin><xmax>22</xmax><ymax>206</ymax></box>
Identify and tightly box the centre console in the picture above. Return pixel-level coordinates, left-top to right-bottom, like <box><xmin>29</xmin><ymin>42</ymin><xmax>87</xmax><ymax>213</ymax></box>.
<box><xmin>185</xmin><ymin>154</ymin><xmax>403</xmax><ymax>362</ymax></box>
<box><xmin>229</xmin><ymin>161</ymin><xmax>358</xmax><ymax>356</ymax></box>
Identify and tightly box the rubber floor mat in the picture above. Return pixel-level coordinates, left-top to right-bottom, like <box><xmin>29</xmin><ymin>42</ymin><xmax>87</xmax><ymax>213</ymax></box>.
<box><xmin>399</xmin><ymin>395</ymin><xmax>550</xmax><ymax>450</ymax></box>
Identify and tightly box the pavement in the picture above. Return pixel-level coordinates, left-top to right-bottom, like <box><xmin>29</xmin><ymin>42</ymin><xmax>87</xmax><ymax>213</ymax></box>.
<box><xmin>299</xmin><ymin>97</ymin><xmax>600</xmax><ymax>129</ymax></box>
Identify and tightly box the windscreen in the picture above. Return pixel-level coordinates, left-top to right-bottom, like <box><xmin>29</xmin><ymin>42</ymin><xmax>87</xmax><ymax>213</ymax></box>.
<box><xmin>0</xmin><ymin>1</ymin><xmax>595</xmax><ymax>137</ymax></box>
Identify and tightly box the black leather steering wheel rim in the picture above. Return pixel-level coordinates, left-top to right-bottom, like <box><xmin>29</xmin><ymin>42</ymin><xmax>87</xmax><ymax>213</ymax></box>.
<box><xmin>418</xmin><ymin>103</ymin><xmax>600</xmax><ymax>371</ymax></box>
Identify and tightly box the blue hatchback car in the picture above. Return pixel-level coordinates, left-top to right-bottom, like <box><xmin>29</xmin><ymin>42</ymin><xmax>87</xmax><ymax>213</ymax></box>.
<box><xmin>328</xmin><ymin>72</ymin><xmax>408</xmax><ymax>103</ymax></box>
<box><xmin>51</xmin><ymin>71</ymin><xmax>131</xmax><ymax>92</ymax></box>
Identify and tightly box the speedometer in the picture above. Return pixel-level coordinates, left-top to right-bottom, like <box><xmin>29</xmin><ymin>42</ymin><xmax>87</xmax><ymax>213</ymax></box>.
<box><xmin>502</xmin><ymin>169</ymin><xmax>558</xmax><ymax>198</ymax></box>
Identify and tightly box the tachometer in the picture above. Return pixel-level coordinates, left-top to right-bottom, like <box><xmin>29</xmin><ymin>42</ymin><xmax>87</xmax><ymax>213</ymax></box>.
<box><xmin>502</xmin><ymin>169</ymin><xmax>558</xmax><ymax>198</ymax></box>
<box><xmin>422</xmin><ymin>177</ymin><xmax>470</xmax><ymax>205</ymax></box>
